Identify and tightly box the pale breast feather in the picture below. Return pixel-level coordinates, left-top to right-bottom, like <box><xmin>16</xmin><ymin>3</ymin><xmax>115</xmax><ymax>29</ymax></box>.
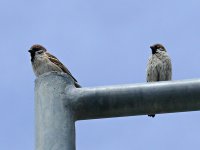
<box><xmin>146</xmin><ymin>56</ymin><xmax>162</xmax><ymax>82</ymax></box>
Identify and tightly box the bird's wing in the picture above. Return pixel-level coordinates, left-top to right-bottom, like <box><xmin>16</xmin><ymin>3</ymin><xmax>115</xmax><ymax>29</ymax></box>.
<box><xmin>146</xmin><ymin>56</ymin><xmax>160</xmax><ymax>82</ymax></box>
<box><xmin>163</xmin><ymin>57</ymin><xmax>172</xmax><ymax>80</ymax></box>
<box><xmin>46</xmin><ymin>52</ymin><xmax>78</xmax><ymax>82</ymax></box>
<box><xmin>155</xmin><ymin>52</ymin><xmax>172</xmax><ymax>81</ymax></box>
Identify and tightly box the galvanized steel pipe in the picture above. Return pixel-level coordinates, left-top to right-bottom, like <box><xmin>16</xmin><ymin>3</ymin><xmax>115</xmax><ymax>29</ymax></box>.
<box><xmin>35</xmin><ymin>72</ymin><xmax>200</xmax><ymax>150</ymax></box>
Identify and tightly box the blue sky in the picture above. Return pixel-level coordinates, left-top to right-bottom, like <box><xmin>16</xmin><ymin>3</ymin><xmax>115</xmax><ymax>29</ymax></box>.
<box><xmin>1</xmin><ymin>0</ymin><xmax>200</xmax><ymax>150</ymax></box>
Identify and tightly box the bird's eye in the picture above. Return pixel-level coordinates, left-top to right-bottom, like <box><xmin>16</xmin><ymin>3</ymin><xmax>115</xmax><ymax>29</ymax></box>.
<box><xmin>37</xmin><ymin>50</ymin><xmax>44</xmax><ymax>54</ymax></box>
<box><xmin>157</xmin><ymin>46</ymin><xmax>163</xmax><ymax>51</ymax></box>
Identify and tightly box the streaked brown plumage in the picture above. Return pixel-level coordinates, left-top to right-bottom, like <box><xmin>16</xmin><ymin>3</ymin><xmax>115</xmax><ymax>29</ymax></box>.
<box><xmin>28</xmin><ymin>44</ymin><xmax>81</xmax><ymax>88</ymax></box>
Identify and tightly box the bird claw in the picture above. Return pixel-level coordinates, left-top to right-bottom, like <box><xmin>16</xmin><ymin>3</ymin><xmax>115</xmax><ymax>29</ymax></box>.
<box><xmin>148</xmin><ymin>114</ymin><xmax>155</xmax><ymax>118</ymax></box>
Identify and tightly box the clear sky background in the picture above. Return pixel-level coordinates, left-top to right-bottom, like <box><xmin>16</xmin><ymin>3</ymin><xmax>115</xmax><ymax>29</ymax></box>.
<box><xmin>1</xmin><ymin>0</ymin><xmax>200</xmax><ymax>150</ymax></box>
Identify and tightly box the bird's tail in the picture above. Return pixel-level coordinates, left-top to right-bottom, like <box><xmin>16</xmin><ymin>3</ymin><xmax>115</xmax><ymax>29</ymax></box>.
<box><xmin>75</xmin><ymin>82</ymin><xmax>81</xmax><ymax>88</ymax></box>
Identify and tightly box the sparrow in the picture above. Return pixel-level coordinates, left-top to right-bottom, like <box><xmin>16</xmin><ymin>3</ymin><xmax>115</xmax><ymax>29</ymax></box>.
<box><xmin>146</xmin><ymin>44</ymin><xmax>172</xmax><ymax>117</ymax></box>
<box><xmin>28</xmin><ymin>44</ymin><xmax>81</xmax><ymax>88</ymax></box>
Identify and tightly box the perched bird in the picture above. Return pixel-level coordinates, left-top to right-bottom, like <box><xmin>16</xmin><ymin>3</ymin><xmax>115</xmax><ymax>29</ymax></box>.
<box><xmin>146</xmin><ymin>44</ymin><xmax>172</xmax><ymax>117</ymax></box>
<box><xmin>28</xmin><ymin>44</ymin><xmax>81</xmax><ymax>88</ymax></box>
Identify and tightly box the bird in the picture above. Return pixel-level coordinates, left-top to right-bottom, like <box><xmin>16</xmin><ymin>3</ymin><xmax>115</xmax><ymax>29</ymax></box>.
<box><xmin>146</xmin><ymin>43</ymin><xmax>172</xmax><ymax>117</ymax></box>
<box><xmin>28</xmin><ymin>44</ymin><xmax>81</xmax><ymax>88</ymax></box>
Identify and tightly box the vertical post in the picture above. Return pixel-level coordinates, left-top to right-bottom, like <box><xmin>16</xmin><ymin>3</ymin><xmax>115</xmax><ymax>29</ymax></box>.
<box><xmin>35</xmin><ymin>72</ymin><xmax>76</xmax><ymax>150</ymax></box>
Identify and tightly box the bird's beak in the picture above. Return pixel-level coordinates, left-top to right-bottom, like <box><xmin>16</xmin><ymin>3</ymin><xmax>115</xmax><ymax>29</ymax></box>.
<box><xmin>150</xmin><ymin>46</ymin><xmax>154</xmax><ymax>50</ymax></box>
<box><xmin>150</xmin><ymin>46</ymin><xmax>156</xmax><ymax>54</ymax></box>
<box><xmin>28</xmin><ymin>49</ymin><xmax>33</xmax><ymax>53</ymax></box>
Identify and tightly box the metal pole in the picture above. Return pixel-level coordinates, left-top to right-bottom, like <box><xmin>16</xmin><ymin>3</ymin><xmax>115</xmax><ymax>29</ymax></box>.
<box><xmin>35</xmin><ymin>72</ymin><xmax>76</xmax><ymax>150</ymax></box>
<box><xmin>72</xmin><ymin>79</ymin><xmax>200</xmax><ymax>120</ymax></box>
<box><xmin>35</xmin><ymin>72</ymin><xmax>200</xmax><ymax>150</ymax></box>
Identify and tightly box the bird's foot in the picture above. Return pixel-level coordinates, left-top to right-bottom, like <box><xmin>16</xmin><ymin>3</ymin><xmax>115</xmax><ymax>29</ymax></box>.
<box><xmin>148</xmin><ymin>114</ymin><xmax>155</xmax><ymax>118</ymax></box>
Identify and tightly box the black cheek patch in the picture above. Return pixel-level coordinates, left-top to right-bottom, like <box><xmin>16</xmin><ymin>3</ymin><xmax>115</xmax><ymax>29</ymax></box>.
<box><xmin>31</xmin><ymin>52</ymin><xmax>35</xmax><ymax>62</ymax></box>
<box><xmin>152</xmin><ymin>48</ymin><xmax>157</xmax><ymax>54</ymax></box>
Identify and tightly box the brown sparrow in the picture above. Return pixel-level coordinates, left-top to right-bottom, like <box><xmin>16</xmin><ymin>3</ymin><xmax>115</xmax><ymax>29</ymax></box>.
<box><xmin>28</xmin><ymin>44</ymin><xmax>81</xmax><ymax>88</ymax></box>
<box><xmin>146</xmin><ymin>44</ymin><xmax>172</xmax><ymax>117</ymax></box>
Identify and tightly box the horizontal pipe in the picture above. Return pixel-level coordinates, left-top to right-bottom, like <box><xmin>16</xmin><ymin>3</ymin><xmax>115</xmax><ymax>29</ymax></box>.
<box><xmin>71</xmin><ymin>79</ymin><xmax>200</xmax><ymax>120</ymax></box>
<box><xmin>35</xmin><ymin>72</ymin><xmax>200</xmax><ymax>121</ymax></box>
